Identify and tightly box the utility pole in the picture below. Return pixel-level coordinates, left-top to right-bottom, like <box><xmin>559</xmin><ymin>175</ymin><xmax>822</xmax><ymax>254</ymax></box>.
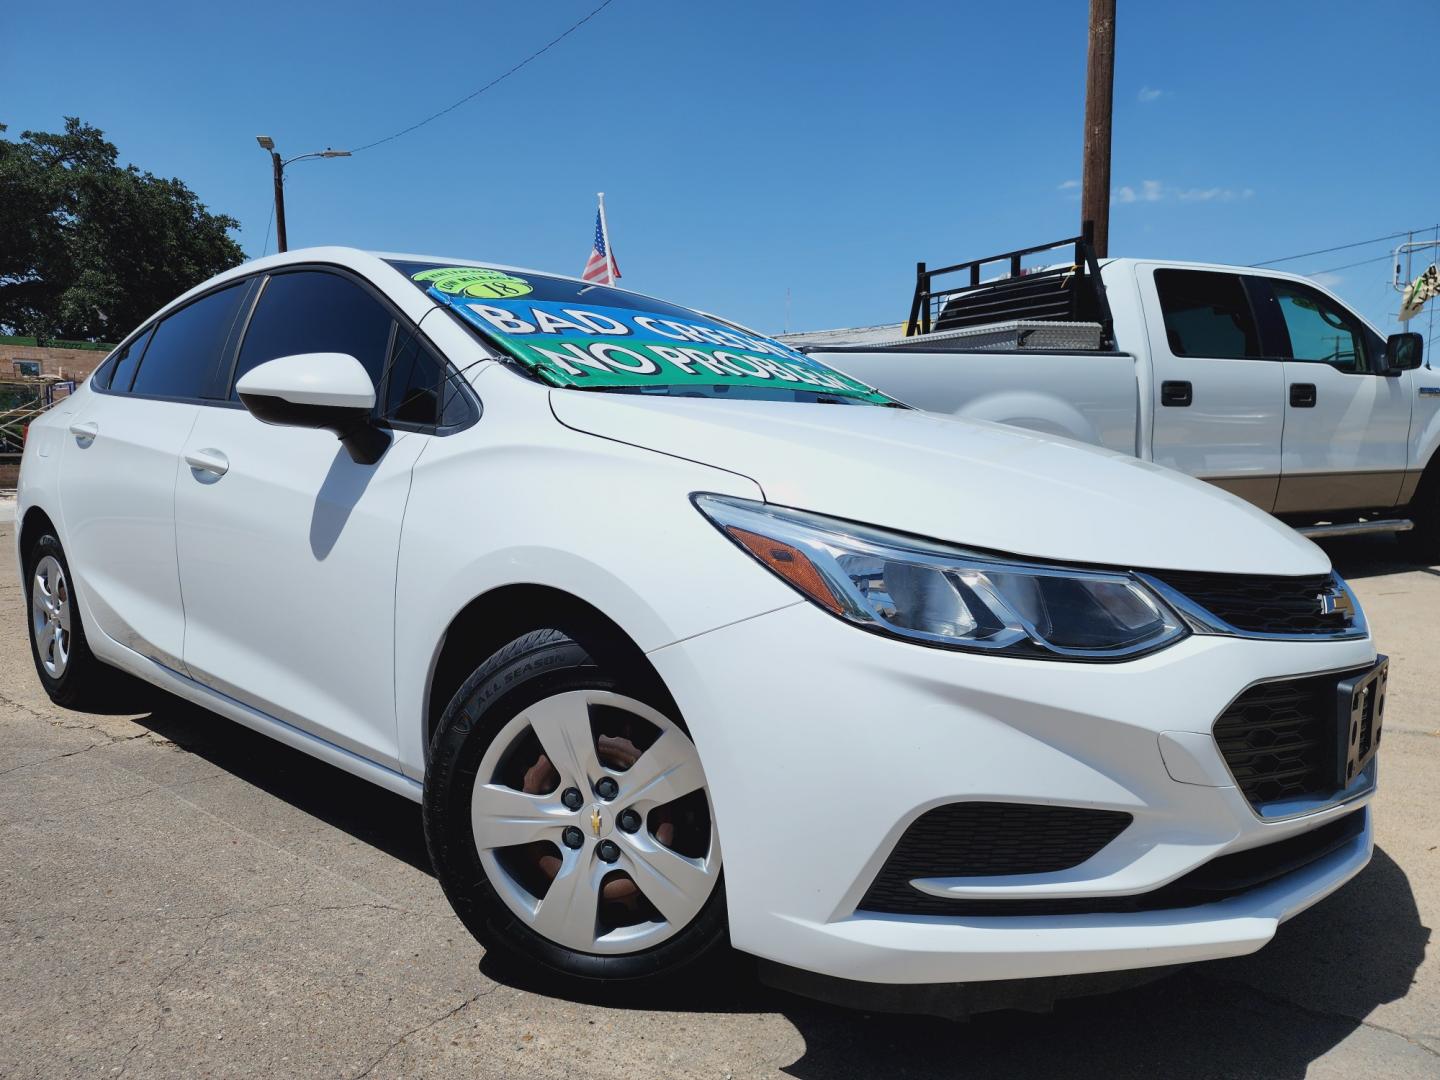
<box><xmin>254</xmin><ymin>137</ymin><xmax>352</xmax><ymax>254</ymax></box>
<box><xmin>1081</xmin><ymin>0</ymin><xmax>1116</xmax><ymax>258</ymax></box>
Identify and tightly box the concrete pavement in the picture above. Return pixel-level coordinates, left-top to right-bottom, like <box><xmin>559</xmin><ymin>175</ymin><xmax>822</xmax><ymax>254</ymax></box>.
<box><xmin>1</xmin><ymin>522</ymin><xmax>1436</xmax><ymax>1078</ymax></box>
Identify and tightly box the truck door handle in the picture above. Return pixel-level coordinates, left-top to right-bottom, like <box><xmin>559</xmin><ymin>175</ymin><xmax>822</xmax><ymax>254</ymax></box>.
<box><xmin>1290</xmin><ymin>383</ymin><xmax>1317</xmax><ymax>408</ymax></box>
<box><xmin>68</xmin><ymin>420</ymin><xmax>99</xmax><ymax>442</ymax></box>
<box><xmin>1161</xmin><ymin>381</ymin><xmax>1192</xmax><ymax>407</ymax></box>
<box><xmin>184</xmin><ymin>447</ymin><xmax>229</xmax><ymax>478</ymax></box>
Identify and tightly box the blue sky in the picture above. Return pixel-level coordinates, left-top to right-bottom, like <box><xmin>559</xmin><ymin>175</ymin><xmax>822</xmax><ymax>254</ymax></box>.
<box><xmin>4</xmin><ymin>1</ymin><xmax>1438</xmax><ymax>342</ymax></box>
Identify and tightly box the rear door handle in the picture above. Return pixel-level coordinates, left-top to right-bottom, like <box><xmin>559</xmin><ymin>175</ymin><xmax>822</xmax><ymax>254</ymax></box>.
<box><xmin>1161</xmin><ymin>380</ymin><xmax>1192</xmax><ymax>407</ymax></box>
<box><xmin>1290</xmin><ymin>383</ymin><xmax>1317</xmax><ymax>408</ymax></box>
<box><xmin>68</xmin><ymin>420</ymin><xmax>99</xmax><ymax>441</ymax></box>
<box><xmin>184</xmin><ymin>447</ymin><xmax>229</xmax><ymax>478</ymax></box>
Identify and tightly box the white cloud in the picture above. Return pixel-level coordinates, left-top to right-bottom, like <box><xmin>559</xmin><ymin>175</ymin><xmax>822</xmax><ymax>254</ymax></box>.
<box><xmin>1112</xmin><ymin>181</ymin><xmax>1255</xmax><ymax>204</ymax></box>
<box><xmin>1310</xmin><ymin>272</ymin><xmax>1345</xmax><ymax>289</ymax></box>
<box><xmin>1058</xmin><ymin>179</ymin><xmax>1080</xmax><ymax>190</ymax></box>
<box><xmin>1115</xmin><ymin>179</ymin><xmax>1164</xmax><ymax>204</ymax></box>
<box><xmin>1138</xmin><ymin>86</ymin><xmax>1164</xmax><ymax>103</ymax></box>
<box><xmin>1176</xmin><ymin>186</ymin><xmax>1255</xmax><ymax>202</ymax></box>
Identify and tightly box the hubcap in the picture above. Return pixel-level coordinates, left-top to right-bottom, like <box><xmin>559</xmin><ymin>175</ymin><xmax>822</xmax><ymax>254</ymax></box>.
<box><xmin>31</xmin><ymin>555</ymin><xmax>71</xmax><ymax>679</ymax></box>
<box><xmin>470</xmin><ymin>689</ymin><xmax>720</xmax><ymax>955</ymax></box>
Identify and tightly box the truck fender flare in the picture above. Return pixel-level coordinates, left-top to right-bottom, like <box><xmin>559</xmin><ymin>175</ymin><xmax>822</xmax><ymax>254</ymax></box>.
<box><xmin>951</xmin><ymin>390</ymin><xmax>1103</xmax><ymax>447</ymax></box>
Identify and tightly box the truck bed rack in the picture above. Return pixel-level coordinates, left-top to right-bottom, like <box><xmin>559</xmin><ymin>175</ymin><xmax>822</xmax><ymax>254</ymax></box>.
<box><xmin>782</xmin><ymin>319</ymin><xmax>1107</xmax><ymax>354</ymax></box>
<box><xmin>906</xmin><ymin>224</ymin><xmax>1114</xmax><ymax>348</ymax></box>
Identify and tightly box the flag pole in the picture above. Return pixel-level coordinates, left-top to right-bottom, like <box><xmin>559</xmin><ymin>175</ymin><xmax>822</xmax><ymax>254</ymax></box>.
<box><xmin>596</xmin><ymin>191</ymin><xmax>616</xmax><ymax>285</ymax></box>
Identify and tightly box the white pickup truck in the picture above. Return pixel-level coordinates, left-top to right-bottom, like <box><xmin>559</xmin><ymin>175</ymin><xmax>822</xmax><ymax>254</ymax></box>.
<box><xmin>785</xmin><ymin>232</ymin><xmax>1439</xmax><ymax>558</ymax></box>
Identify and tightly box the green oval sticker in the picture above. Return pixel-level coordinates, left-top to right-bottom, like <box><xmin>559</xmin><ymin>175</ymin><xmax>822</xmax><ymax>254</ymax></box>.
<box><xmin>412</xmin><ymin>267</ymin><xmax>533</xmax><ymax>299</ymax></box>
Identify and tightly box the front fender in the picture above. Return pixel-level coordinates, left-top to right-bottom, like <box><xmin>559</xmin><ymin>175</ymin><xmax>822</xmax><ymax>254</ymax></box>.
<box><xmin>391</xmin><ymin>425</ymin><xmax>798</xmax><ymax>778</ymax></box>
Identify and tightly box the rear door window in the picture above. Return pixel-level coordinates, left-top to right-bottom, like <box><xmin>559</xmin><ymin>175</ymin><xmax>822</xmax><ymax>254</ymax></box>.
<box><xmin>130</xmin><ymin>282</ymin><xmax>254</xmax><ymax>399</ymax></box>
<box><xmin>230</xmin><ymin>270</ymin><xmax>394</xmax><ymax>399</ymax></box>
<box><xmin>1154</xmin><ymin>270</ymin><xmax>1262</xmax><ymax>359</ymax></box>
<box><xmin>95</xmin><ymin>326</ymin><xmax>154</xmax><ymax>392</ymax></box>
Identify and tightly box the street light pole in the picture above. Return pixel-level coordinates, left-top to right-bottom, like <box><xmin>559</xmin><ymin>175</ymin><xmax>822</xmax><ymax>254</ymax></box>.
<box><xmin>254</xmin><ymin>136</ymin><xmax>352</xmax><ymax>254</ymax></box>
<box><xmin>268</xmin><ymin>147</ymin><xmax>288</xmax><ymax>253</ymax></box>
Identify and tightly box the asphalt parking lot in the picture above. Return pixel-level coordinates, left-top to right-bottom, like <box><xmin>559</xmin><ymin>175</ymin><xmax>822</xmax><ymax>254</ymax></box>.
<box><xmin>1</xmin><ymin>517</ymin><xmax>1436</xmax><ymax>1080</ymax></box>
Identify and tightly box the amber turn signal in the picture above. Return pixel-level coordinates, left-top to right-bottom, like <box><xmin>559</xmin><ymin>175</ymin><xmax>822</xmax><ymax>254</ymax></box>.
<box><xmin>725</xmin><ymin>526</ymin><xmax>843</xmax><ymax>614</ymax></box>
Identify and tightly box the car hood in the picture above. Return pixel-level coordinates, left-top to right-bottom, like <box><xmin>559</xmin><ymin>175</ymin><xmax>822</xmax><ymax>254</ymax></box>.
<box><xmin>549</xmin><ymin>393</ymin><xmax>1329</xmax><ymax>576</ymax></box>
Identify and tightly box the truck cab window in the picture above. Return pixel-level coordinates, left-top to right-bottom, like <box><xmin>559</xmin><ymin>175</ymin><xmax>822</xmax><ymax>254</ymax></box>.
<box><xmin>1269</xmin><ymin>282</ymin><xmax>1365</xmax><ymax>373</ymax></box>
<box><xmin>1154</xmin><ymin>270</ymin><xmax>1261</xmax><ymax>360</ymax></box>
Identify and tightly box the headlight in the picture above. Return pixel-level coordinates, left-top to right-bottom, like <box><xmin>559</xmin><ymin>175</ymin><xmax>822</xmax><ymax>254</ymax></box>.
<box><xmin>695</xmin><ymin>494</ymin><xmax>1185</xmax><ymax>660</ymax></box>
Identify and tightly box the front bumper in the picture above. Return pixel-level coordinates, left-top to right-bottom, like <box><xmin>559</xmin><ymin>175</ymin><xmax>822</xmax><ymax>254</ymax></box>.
<box><xmin>648</xmin><ymin>601</ymin><xmax>1377</xmax><ymax>985</ymax></box>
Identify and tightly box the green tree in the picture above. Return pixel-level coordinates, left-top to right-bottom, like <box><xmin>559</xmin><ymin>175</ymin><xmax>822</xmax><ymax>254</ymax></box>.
<box><xmin>0</xmin><ymin>118</ymin><xmax>244</xmax><ymax>342</ymax></box>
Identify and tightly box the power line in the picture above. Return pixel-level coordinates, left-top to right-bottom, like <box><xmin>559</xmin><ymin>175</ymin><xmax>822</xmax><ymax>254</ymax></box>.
<box><xmin>350</xmin><ymin>0</ymin><xmax>619</xmax><ymax>154</ymax></box>
<box><xmin>1250</xmin><ymin>226</ymin><xmax>1438</xmax><ymax>268</ymax></box>
<box><xmin>1311</xmin><ymin>252</ymin><xmax>1396</xmax><ymax>277</ymax></box>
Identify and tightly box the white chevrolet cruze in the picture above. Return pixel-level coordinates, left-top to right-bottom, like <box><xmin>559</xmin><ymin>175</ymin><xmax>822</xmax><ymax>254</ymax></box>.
<box><xmin>18</xmin><ymin>248</ymin><xmax>1385</xmax><ymax>1008</ymax></box>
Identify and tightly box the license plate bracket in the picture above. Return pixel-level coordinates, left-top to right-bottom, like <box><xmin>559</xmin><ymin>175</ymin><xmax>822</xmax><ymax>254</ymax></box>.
<box><xmin>1335</xmin><ymin>655</ymin><xmax>1388</xmax><ymax>787</ymax></box>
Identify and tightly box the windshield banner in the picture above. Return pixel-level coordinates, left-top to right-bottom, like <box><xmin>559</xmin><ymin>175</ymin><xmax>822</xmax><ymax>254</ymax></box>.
<box><xmin>426</xmin><ymin>286</ymin><xmax>892</xmax><ymax>404</ymax></box>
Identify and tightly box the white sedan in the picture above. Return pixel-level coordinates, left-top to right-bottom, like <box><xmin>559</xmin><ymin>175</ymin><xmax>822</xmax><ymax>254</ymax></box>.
<box><xmin>17</xmin><ymin>248</ymin><xmax>1384</xmax><ymax>1010</ymax></box>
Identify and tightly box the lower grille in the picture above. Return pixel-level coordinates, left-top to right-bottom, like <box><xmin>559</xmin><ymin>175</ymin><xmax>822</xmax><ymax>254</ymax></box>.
<box><xmin>858</xmin><ymin>802</ymin><xmax>1132</xmax><ymax>915</ymax></box>
<box><xmin>1145</xmin><ymin>570</ymin><xmax>1348</xmax><ymax>635</ymax></box>
<box><xmin>861</xmin><ymin>809</ymin><xmax>1365</xmax><ymax>917</ymax></box>
<box><xmin>1213</xmin><ymin>671</ymin><xmax>1367</xmax><ymax>808</ymax></box>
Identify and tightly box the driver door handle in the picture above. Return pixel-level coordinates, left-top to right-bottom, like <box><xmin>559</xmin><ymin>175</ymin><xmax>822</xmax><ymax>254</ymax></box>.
<box><xmin>68</xmin><ymin>420</ymin><xmax>99</xmax><ymax>441</ymax></box>
<box><xmin>1161</xmin><ymin>381</ymin><xmax>1192</xmax><ymax>407</ymax></box>
<box><xmin>184</xmin><ymin>447</ymin><xmax>229</xmax><ymax>478</ymax></box>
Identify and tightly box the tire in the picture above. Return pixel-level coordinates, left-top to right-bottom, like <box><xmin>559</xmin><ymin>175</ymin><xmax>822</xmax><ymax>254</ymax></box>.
<box><xmin>23</xmin><ymin>531</ymin><xmax>118</xmax><ymax>709</ymax></box>
<box><xmin>423</xmin><ymin>629</ymin><xmax>728</xmax><ymax>991</ymax></box>
<box><xmin>1399</xmin><ymin>471</ymin><xmax>1440</xmax><ymax>565</ymax></box>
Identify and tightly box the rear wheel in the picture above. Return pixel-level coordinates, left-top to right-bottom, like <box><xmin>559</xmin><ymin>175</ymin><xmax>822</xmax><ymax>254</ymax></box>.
<box><xmin>23</xmin><ymin>532</ymin><xmax>116</xmax><ymax>709</ymax></box>
<box><xmin>423</xmin><ymin>629</ymin><xmax>726</xmax><ymax>988</ymax></box>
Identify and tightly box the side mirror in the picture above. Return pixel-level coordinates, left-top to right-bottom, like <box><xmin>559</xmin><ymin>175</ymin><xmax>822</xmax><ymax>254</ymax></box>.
<box><xmin>236</xmin><ymin>352</ymin><xmax>390</xmax><ymax>464</ymax></box>
<box><xmin>1383</xmin><ymin>332</ymin><xmax>1423</xmax><ymax>374</ymax></box>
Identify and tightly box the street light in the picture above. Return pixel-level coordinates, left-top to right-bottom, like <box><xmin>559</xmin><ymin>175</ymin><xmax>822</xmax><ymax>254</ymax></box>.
<box><xmin>254</xmin><ymin>136</ymin><xmax>352</xmax><ymax>253</ymax></box>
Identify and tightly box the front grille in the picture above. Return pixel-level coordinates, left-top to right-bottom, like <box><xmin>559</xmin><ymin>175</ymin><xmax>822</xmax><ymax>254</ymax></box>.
<box><xmin>860</xmin><ymin>809</ymin><xmax>1365</xmax><ymax>917</ymax></box>
<box><xmin>1146</xmin><ymin>570</ymin><xmax>1347</xmax><ymax>635</ymax></box>
<box><xmin>858</xmin><ymin>802</ymin><xmax>1132</xmax><ymax>915</ymax></box>
<box><xmin>1213</xmin><ymin>671</ymin><xmax>1367</xmax><ymax>807</ymax></box>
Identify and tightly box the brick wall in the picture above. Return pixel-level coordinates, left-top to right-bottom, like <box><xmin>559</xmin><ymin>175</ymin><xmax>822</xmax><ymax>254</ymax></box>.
<box><xmin>0</xmin><ymin>342</ymin><xmax>109</xmax><ymax>382</ymax></box>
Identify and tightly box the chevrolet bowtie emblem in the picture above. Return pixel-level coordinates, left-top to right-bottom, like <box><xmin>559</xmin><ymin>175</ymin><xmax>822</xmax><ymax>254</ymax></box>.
<box><xmin>590</xmin><ymin>808</ymin><xmax>603</xmax><ymax>836</ymax></box>
<box><xmin>1318</xmin><ymin>587</ymin><xmax>1354</xmax><ymax>620</ymax></box>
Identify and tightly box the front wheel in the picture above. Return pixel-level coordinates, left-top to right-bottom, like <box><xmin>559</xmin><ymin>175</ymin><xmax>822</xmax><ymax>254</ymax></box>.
<box><xmin>1399</xmin><ymin>481</ymin><xmax>1440</xmax><ymax>566</ymax></box>
<box><xmin>423</xmin><ymin>630</ymin><xmax>727</xmax><ymax>988</ymax></box>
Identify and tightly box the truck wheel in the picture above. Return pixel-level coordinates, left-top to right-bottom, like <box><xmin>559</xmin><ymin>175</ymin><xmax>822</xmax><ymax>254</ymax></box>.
<box><xmin>423</xmin><ymin>629</ymin><xmax>727</xmax><ymax>990</ymax></box>
<box><xmin>1399</xmin><ymin>474</ymin><xmax>1440</xmax><ymax>566</ymax></box>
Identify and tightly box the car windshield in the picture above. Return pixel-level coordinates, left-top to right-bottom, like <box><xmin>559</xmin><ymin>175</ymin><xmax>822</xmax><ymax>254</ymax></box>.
<box><xmin>389</xmin><ymin>260</ymin><xmax>898</xmax><ymax>406</ymax></box>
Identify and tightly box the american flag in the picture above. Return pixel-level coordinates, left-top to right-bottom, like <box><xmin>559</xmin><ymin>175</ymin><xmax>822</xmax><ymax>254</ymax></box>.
<box><xmin>581</xmin><ymin>203</ymin><xmax>620</xmax><ymax>285</ymax></box>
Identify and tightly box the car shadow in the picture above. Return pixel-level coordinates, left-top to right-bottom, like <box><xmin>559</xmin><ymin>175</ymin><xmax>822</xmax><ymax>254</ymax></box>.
<box><xmin>127</xmin><ymin>690</ymin><xmax>1427</xmax><ymax>1079</ymax></box>
<box><xmin>1316</xmin><ymin>532</ymin><xmax>1440</xmax><ymax>580</ymax></box>
<box><xmin>127</xmin><ymin>689</ymin><xmax>432</xmax><ymax>876</ymax></box>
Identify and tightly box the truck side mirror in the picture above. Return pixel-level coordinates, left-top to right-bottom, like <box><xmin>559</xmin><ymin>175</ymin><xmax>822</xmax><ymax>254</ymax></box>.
<box><xmin>1383</xmin><ymin>332</ymin><xmax>1423</xmax><ymax>373</ymax></box>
